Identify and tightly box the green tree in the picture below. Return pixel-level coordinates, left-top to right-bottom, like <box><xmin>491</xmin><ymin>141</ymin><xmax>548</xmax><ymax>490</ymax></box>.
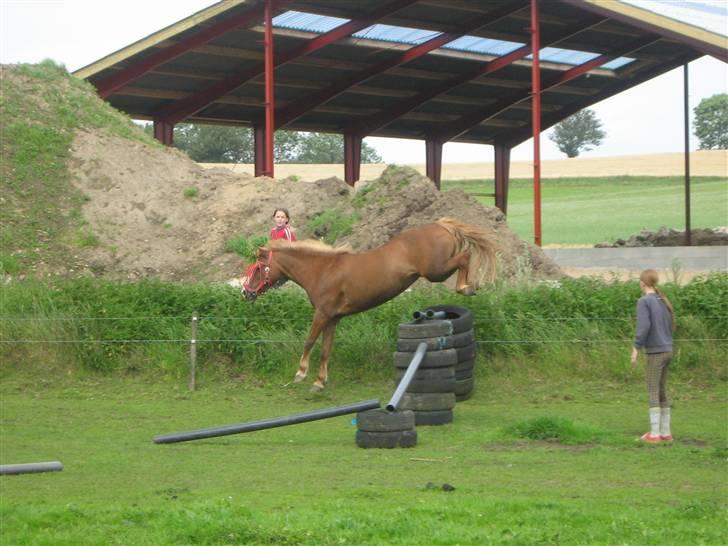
<box><xmin>549</xmin><ymin>109</ymin><xmax>606</xmax><ymax>158</ymax></box>
<box><xmin>143</xmin><ymin>123</ymin><xmax>382</xmax><ymax>163</ymax></box>
<box><xmin>694</xmin><ymin>93</ymin><xmax>728</xmax><ymax>150</ymax></box>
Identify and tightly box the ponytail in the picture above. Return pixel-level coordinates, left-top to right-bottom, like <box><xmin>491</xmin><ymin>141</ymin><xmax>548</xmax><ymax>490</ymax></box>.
<box><xmin>640</xmin><ymin>269</ymin><xmax>675</xmax><ymax>330</ymax></box>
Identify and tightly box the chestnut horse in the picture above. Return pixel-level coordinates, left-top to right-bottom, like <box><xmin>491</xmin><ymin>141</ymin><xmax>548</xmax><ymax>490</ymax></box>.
<box><xmin>242</xmin><ymin>217</ymin><xmax>497</xmax><ymax>391</ymax></box>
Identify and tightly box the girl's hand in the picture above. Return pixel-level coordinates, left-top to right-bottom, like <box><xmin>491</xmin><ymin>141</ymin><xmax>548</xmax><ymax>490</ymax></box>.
<box><xmin>630</xmin><ymin>347</ymin><xmax>639</xmax><ymax>366</ymax></box>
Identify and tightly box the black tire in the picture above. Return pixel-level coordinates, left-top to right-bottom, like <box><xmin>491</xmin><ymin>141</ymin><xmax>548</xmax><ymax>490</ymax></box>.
<box><xmin>414</xmin><ymin>409</ymin><xmax>453</xmax><ymax>426</ymax></box>
<box><xmin>455</xmin><ymin>377</ymin><xmax>474</xmax><ymax>396</ymax></box>
<box><xmin>357</xmin><ymin>409</ymin><xmax>415</xmax><ymax>432</ymax></box>
<box><xmin>399</xmin><ymin>392</ymin><xmax>456</xmax><ymax>411</ymax></box>
<box><xmin>398</xmin><ymin>320</ymin><xmax>453</xmax><ymax>339</ymax></box>
<box><xmin>397</xmin><ymin>367</ymin><xmax>455</xmax><ymax>381</ymax></box>
<box><xmin>397</xmin><ymin>330</ymin><xmax>474</xmax><ymax>352</ymax></box>
<box><xmin>456</xmin><ymin>390</ymin><xmax>474</xmax><ymax>402</ymax></box>
<box><xmin>402</xmin><ymin>376</ymin><xmax>456</xmax><ymax>393</ymax></box>
<box><xmin>455</xmin><ymin>359</ymin><xmax>475</xmax><ymax>380</ymax></box>
<box><xmin>456</xmin><ymin>343</ymin><xmax>476</xmax><ymax>362</ymax></box>
<box><xmin>393</xmin><ymin>349</ymin><xmax>458</xmax><ymax>369</ymax></box>
<box><xmin>424</xmin><ymin>305</ymin><xmax>473</xmax><ymax>334</ymax></box>
<box><xmin>356</xmin><ymin>429</ymin><xmax>417</xmax><ymax>449</ymax></box>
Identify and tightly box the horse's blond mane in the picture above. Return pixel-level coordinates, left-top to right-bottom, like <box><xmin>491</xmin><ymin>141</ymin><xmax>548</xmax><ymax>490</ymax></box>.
<box><xmin>436</xmin><ymin>217</ymin><xmax>498</xmax><ymax>286</ymax></box>
<box><xmin>268</xmin><ymin>239</ymin><xmax>353</xmax><ymax>255</ymax></box>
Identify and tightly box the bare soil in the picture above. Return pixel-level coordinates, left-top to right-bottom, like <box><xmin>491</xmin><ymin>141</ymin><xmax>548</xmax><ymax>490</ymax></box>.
<box><xmin>69</xmin><ymin>128</ymin><xmax>561</xmax><ymax>283</ymax></box>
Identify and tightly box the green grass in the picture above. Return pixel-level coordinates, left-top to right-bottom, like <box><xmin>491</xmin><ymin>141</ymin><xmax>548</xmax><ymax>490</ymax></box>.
<box><xmin>443</xmin><ymin>176</ymin><xmax>728</xmax><ymax>245</ymax></box>
<box><xmin>0</xmin><ymin>373</ymin><xmax>726</xmax><ymax>545</ymax></box>
<box><xmin>0</xmin><ymin>61</ymin><xmax>159</xmax><ymax>274</ymax></box>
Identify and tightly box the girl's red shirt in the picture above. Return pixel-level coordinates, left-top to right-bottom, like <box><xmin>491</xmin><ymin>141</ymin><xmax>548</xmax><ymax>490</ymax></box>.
<box><xmin>270</xmin><ymin>225</ymin><xmax>296</xmax><ymax>241</ymax></box>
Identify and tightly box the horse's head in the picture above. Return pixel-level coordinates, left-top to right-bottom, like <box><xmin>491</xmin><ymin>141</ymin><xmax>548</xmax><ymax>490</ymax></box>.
<box><xmin>241</xmin><ymin>246</ymin><xmax>286</xmax><ymax>301</ymax></box>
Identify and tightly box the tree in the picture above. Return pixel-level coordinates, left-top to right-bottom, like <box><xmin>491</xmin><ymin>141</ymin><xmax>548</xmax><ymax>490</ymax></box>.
<box><xmin>694</xmin><ymin>93</ymin><xmax>728</xmax><ymax>150</ymax></box>
<box><xmin>548</xmin><ymin>108</ymin><xmax>606</xmax><ymax>158</ymax></box>
<box><xmin>143</xmin><ymin>123</ymin><xmax>382</xmax><ymax>163</ymax></box>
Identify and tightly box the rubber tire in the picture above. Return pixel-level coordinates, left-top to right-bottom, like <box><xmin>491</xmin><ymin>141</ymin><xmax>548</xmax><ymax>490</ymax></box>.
<box><xmin>414</xmin><ymin>409</ymin><xmax>453</xmax><ymax>426</ymax></box>
<box><xmin>423</xmin><ymin>305</ymin><xmax>473</xmax><ymax>334</ymax></box>
<box><xmin>356</xmin><ymin>429</ymin><xmax>417</xmax><ymax>449</ymax></box>
<box><xmin>399</xmin><ymin>392</ymin><xmax>456</xmax><ymax>411</ymax></box>
<box><xmin>455</xmin><ymin>377</ymin><xmax>474</xmax><ymax>396</ymax></box>
<box><xmin>397</xmin><ymin>366</ymin><xmax>455</xmax><ymax>381</ymax></box>
<box><xmin>398</xmin><ymin>320</ymin><xmax>453</xmax><ymax>339</ymax></box>
<box><xmin>357</xmin><ymin>409</ymin><xmax>415</xmax><ymax>432</ymax></box>
<box><xmin>456</xmin><ymin>343</ymin><xmax>476</xmax><ymax>362</ymax></box>
<box><xmin>402</xmin><ymin>376</ymin><xmax>456</xmax><ymax>394</ymax></box>
<box><xmin>393</xmin><ymin>348</ymin><xmax>458</xmax><ymax>369</ymax></box>
<box><xmin>397</xmin><ymin>330</ymin><xmax>474</xmax><ymax>352</ymax></box>
<box><xmin>456</xmin><ymin>390</ymin><xmax>474</xmax><ymax>402</ymax></box>
<box><xmin>455</xmin><ymin>359</ymin><xmax>474</xmax><ymax>380</ymax></box>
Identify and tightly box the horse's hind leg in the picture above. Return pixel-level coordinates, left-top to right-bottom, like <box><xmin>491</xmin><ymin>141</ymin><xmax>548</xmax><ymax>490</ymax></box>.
<box><xmin>295</xmin><ymin>312</ymin><xmax>327</xmax><ymax>383</ymax></box>
<box><xmin>311</xmin><ymin>319</ymin><xmax>340</xmax><ymax>392</ymax></box>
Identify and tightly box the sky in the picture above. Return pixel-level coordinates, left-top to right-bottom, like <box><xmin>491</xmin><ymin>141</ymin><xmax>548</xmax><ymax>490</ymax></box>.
<box><xmin>1</xmin><ymin>0</ymin><xmax>727</xmax><ymax>164</ymax></box>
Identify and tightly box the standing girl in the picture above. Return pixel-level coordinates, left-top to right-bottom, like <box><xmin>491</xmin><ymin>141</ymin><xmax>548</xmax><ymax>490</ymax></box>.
<box><xmin>270</xmin><ymin>208</ymin><xmax>296</xmax><ymax>242</ymax></box>
<box><xmin>631</xmin><ymin>269</ymin><xmax>675</xmax><ymax>442</ymax></box>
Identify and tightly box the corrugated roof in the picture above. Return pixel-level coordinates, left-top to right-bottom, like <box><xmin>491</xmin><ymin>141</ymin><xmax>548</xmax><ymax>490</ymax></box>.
<box><xmin>274</xmin><ymin>10</ymin><xmax>635</xmax><ymax>69</ymax></box>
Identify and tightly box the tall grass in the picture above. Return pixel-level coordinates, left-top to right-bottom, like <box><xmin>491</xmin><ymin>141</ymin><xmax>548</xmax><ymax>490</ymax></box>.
<box><xmin>1</xmin><ymin>274</ymin><xmax>725</xmax><ymax>384</ymax></box>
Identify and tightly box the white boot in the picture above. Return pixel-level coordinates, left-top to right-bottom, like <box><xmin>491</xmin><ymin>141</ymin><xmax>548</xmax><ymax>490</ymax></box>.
<box><xmin>640</xmin><ymin>407</ymin><xmax>662</xmax><ymax>442</ymax></box>
<box><xmin>660</xmin><ymin>408</ymin><xmax>672</xmax><ymax>441</ymax></box>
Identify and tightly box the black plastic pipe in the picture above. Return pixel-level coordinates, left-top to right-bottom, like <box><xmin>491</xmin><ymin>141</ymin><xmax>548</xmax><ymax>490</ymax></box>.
<box><xmin>412</xmin><ymin>309</ymin><xmax>447</xmax><ymax>320</ymax></box>
<box><xmin>386</xmin><ymin>342</ymin><xmax>427</xmax><ymax>412</ymax></box>
<box><xmin>0</xmin><ymin>461</ymin><xmax>63</xmax><ymax>475</ymax></box>
<box><xmin>154</xmin><ymin>399</ymin><xmax>380</xmax><ymax>444</ymax></box>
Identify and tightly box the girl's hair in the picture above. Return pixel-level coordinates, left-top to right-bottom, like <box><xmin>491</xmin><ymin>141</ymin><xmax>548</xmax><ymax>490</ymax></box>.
<box><xmin>640</xmin><ymin>269</ymin><xmax>675</xmax><ymax>327</ymax></box>
<box><xmin>272</xmin><ymin>208</ymin><xmax>290</xmax><ymax>222</ymax></box>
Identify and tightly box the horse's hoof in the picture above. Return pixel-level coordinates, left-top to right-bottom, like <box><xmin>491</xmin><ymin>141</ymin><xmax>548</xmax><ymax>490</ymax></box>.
<box><xmin>293</xmin><ymin>373</ymin><xmax>306</xmax><ymax>383</ymax></box>
<box><xmin>457</xmin><ymin>286</ymin><xmax>476</xmax><ymax>296</ymax></box>
<box><xmin>309</xmin><ymin>383</ymin><xmax>324</xmax><ymax>393</ymax></box>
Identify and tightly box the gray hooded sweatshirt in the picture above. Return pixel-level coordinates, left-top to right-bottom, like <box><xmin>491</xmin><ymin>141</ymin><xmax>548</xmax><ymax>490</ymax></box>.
<box><xmin>634</xmin><ymin>293</ymin><xmax>673</xmax><ymax>353</ymax></box>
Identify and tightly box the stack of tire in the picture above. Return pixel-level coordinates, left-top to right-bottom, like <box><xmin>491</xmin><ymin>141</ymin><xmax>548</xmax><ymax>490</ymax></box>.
<box><xmin>393</xmin><ymin>305</ymin><xmax>475</xmax><ymax>425</ymax></box>
<box><xmin>355</xmin><ymin>408</ymin><xmax>417</xmax><ymax>448</ymax></box>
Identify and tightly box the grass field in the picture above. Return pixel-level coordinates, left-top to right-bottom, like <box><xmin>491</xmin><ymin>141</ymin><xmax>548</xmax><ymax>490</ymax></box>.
<box><xmin>1</xmin><ymin>371</ymin><xmax>726</xmax><ymax>545</ymax></box>
<box><xmin>442</xmin><ymin>176</ymin><xmax>727</xmax><ymax>245</ymax></box>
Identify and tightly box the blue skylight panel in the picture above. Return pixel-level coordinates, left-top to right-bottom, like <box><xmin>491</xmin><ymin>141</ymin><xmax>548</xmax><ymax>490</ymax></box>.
<box><xmin>352</xmin><ymin>24</ymin><xmax>442</xmax><ymax>45</ymax></box>
<box><xmin>273</xmin><ymin>11</ymin><xmax>348</xmax><ymax>33</ymax></box>
<box><xmin>444</xmin><ymin>36</ymin><xmax>524</xmax><ymax>56</ymax></box>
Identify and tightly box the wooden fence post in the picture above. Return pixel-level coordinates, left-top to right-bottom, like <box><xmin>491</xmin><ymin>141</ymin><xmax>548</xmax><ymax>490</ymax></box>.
<box><xmin>189</xmin><ymin>312</ymin><xmax>198</xmax><ymax>391</ymax></box>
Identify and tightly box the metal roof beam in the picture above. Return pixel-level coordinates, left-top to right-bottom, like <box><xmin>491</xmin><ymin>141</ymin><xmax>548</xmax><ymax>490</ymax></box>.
<box><xmin>503</xmin><ymin>50</ymin><xmax>702</xmax><ymax>147</ymax></box>
<box><xmin>349</xmin><ymin>15</ymin><xmax>607</xmax><ymax>137</ymax></box>
<box><xmin>94</xmin><ymin>1</ymin><xmax>293</xmax><ymax>99</ymax></box>
<box><xmin>158</xmin><ymin>0</ymin><xmax>419</xmax><ymax>125</ymax></box>
<box><xmin>274</xmin><ymin>0</ymin><xmax>529</xmax><ymax>129</ymax></box>
<box><xmin>434</xmin><ymin>34</ymin><xmax>661</xmax><ymax>143</ymax></box>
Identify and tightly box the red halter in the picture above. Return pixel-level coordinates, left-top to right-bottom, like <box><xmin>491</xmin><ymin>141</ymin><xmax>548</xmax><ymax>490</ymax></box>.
<box><xmin>242</xmin><ymin>250</ymin><xmax>274</xmax><ymax>298</ymax></box>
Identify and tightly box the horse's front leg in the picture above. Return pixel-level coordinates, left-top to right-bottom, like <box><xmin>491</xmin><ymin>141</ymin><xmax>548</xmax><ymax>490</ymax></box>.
<box><xmin>311</xmin><ymin>318</ymin><xmax>340</xmax><ymax>393</ymax></box>
<box><xmin>295</xmin><ymin>311</ymin><xmax>328</xmax><ymax>383</ymax></box>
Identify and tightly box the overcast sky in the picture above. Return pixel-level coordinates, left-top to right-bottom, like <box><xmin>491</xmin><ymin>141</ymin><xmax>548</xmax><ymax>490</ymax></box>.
<box><xmin>1</xmin><ymin>0</ymin><xmax>726</xmax><ymax>163</ymax></box>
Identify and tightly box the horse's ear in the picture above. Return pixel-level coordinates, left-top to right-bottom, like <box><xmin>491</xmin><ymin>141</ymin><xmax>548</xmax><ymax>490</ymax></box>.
<box><xmin>255</xmin><ymin>246</ymin><xmax>269</xmax><ymax>259</ymax></box>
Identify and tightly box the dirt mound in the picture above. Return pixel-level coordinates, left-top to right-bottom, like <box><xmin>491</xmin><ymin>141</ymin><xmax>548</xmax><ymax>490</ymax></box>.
<box><xmin>69</xmin><ymin>128</ymin><xmax>559</xmax><ymax>282</ymax></box>
<box><xmin>595</xmin><ymin>227</ymin><xmax>728</xmax><ymax>248</ymax></box>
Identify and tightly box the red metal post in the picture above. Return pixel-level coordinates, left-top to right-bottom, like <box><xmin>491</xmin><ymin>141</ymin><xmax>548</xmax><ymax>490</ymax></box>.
<box><xmin>344</xmin><ymin>133</ymin><xmax>362</xmax><ymax>186</ymax></box>
<box><xmin>531</xmin><ymin>0</ymin><xmax>542</xmax><ymax>247</ymax></box>
<box><xmin>425</xmin><ymin>139</ymin><xmax>443</xmax><ymax>190</ymax></box>
<box><xmin>684</xmin><ymin>63</ymin><xmax>691</xmax><ymax>246</ymax></box>
<box><xmin>264</xmin><ymin>0</ymin><xmax>275</xmax><ymax>177</ymax></box>
<box><xmin>254</xmin><ymin>125</ymin><xmax>266</xmax><ymax>177</ymax></box>
<box><xmin>153</xmin><ymin>119</ymin><xmax>174</xmax><ymax>145</ymax></box>
<box><xmin>494</xmin><ymin>142</ymin><xmax>511</xmax><ymax>214</ymax></box>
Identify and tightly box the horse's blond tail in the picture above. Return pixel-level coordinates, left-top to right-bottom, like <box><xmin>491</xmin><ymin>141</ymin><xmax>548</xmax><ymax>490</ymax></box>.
<box><xmin>436</xmin><ymin>217</ymin><xmax>497</xmax><ymax>288</ymax></box>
